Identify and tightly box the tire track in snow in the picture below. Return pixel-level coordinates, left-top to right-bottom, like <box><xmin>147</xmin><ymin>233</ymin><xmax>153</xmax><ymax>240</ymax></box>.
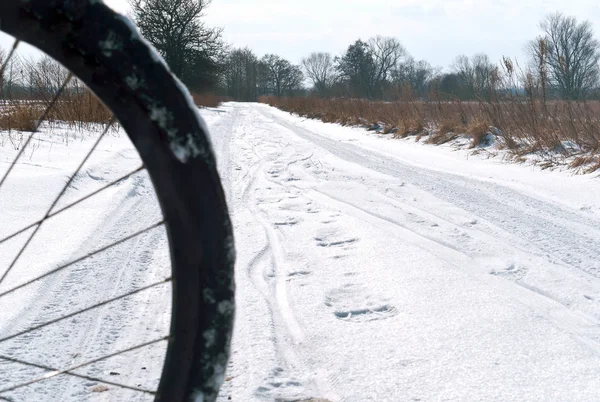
<box><xmin>234</xmin><ymin>111</ymin><xmax>337</xmax><ymax>401</ymax></box>
<box><xmin>212</xmin><ymin>103</ymin><xmax>600</xmax><ymax>401</ymax></box>
<box><xmin>259</xmin><ymin>106</ymin><xmax>600</xmax><ymax>306</ymax></box>
<box><xmin>280</xmin><ymin>147</ymin><xmax>600</xmax><ymax>360</ymax></box>
<box><xmin>0</xmin><ymin>158</ymin><xmax>168</xmax><ymax>401</ymax></box>
<box><xmin>262</xmin><ymin>108</ymin><xmax>600</xmax><ymax>280</ymax></box>
<box><xmin>254</xmin><ymin>105</ymin><xmax>600</xmax><ymax>357</ymax></box>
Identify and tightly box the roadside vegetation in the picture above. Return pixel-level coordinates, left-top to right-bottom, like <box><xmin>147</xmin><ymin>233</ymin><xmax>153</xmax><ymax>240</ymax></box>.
<box><xmin>0</xmin><ymin>54</ymin><xmax>228</xmax><ymax>135</ymax></box>
<box><xmin>255</xmin><ymin>13</ymin><xmax>600</xmax><ymax>173</ymax></box>
<box><xmin>0</xmin><ymin>0</ymin><xmax>229</xmax><ymax>136</ymax></box>
<box><xmin>2</xmin><ymin>1</ymin><xmax>599</xmax><ymax>173</ymax></box>
<box><xmin>258</xmin><ymin>94</ymin><xmax>600</xmax><ymax>173</ymax></box>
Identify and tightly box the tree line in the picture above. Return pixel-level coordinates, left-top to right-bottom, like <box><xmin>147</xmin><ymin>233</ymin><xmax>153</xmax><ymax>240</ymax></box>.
<box><xmin>2</xmin><ymin>0</ymin><xmax>599</xmax><ymax>104</ymax></box>
<box><xmin>294</xmin><ymin>12</ymin><xmax>600</xmax><ymax>102</ymax></box>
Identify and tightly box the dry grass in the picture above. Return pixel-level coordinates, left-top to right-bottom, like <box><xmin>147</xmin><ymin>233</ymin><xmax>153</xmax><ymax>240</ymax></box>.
<box><xmin>0</xmin><ymin>103</ymin><xmax>38</xmax><ymax>132</ymax></box>
<box><xmin>438</xmin><ymin>119</ymin><xmax>461</xmax><ymax>135</ymax></box>
<box><xmin>192</xmin><ymin>93</ymin><xmax>230</xmax><ymax>108</ymax></box>
<box><xmin>0</xmin><ymin>90</ymin><xmax>228</xmax><ymax>135</ymax></box>
<box><xmin>0</xmin><ymin>90</ymin><xmax>113</xmax><ymax>133</ymax></box>
<box><xmin>426</xmin><ymin>131</ymin><xmax>459</xmax><ymax>145</ymax></box>
<box><xmin>570</xmin><ymin>155</ymin><xmax>596</xmax><ymax>169</ymax></box>
<box><xmin>48</xmin><ymin>90</ymin><xmax>112</xmax><ymax>128</ymax></box>
<box><xmin>394</xmin><ymin>117</ymin><xmax>424</xmax><ymax>138</ymax></box>
<box><xmin>569</xmin><ymin>154</ymin><xmax>600</xmax><ymax>173</ymax></box>
<box><xmin>467</xmin><ymin>117</ymin><xmax>490</xmax><ymax>148</ymax></box>
<box><xmin>259</xmin><ymin>95</ymin><xmax>600</xmax><ymax>170</ymax></box>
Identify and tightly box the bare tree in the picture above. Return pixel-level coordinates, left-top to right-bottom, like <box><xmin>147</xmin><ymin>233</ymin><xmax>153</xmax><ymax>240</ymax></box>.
<box><xmin>472</xmin><ymin>53</ymin><xmax>498</xmax><ymax>98</ymax></box>
<box><xmin>529</xmin><ymin>13</ymin><xmax>600</xmax><ymax>100</ymax></box>
<box><xmin>369</xmin><ymin>36</ymin><xmax>406</xmax><ymax>97</ymax></box>
<box><xmin>261</xmin><ymin>54</ymin><xmax>304</xmax><ymax>97</ymax></box>
<box><xmin>130</xmin><ymin>0</ymin><xmax>225</xmax><ymax>91</ymax></box>
<box><xmin>438</xmin><ymin>73</ymin><xmax>468</xmax><ymax>99</ymax></box>
<box><xmin>452</xmin><ymin>53</ymin><xmax>497</xmax><ymax>99</ymax></box>
<box><xmin>257</xmin><ymin>60</ymin><xmax>272</xmax><ymax>97</ymax></box>
<box><xmin>283</xmin><ymin>65</ymin><xmax>304</xmax><ymax>96</ymax></box>
<box><xmin>452</xmin><ymin>55</ymin><xmax>475</xmax><ymax>99</ymax></box>
<box><xmin>26</xmin><ymin>56</ymin><xmax>70</xmax><ymax>102</ymax></box>
<box><xmin>223</xmin><ymin>48</ymin><xmax>258</xmax><ymax>101</ymax></box>
<box><xmin>0</xmin><ymin>49</ymin><xmax>24</xmax><ymax>102</ymax></box>
<box><xmin>302</xmin><ymin>52</ymin><xmax>335</xmax><ymax>96</ymax></box>
<box><xmin>391</xmin><ymin>56</ymin><xmax>436</xmax><ymax>98</ymax></box>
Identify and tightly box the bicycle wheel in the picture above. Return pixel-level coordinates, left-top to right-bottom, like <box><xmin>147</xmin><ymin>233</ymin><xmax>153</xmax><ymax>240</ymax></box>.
<box><xmin>0</xmin><ymin>1</ymin><xmax>235</xmax><ymax>401</ymax></box>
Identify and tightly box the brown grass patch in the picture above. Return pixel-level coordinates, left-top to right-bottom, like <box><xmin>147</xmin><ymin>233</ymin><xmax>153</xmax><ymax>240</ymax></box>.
<box><xmin>467</xmin><ymin>117</ymin><xmax>490</xmax><ymax>148</ymax></box>
<box><xmin>382</xmin><ymin>125</ymin><xmax>395</xmax><ymax>134</ymax></box>
<box><xmin>426</xmin><ymin>131</ymin><xmax>459</xmax><ymax>145</ymax></box>
<box><xmin>439</xmin><ymin>119</ymin><xmax>461</xmax><ymax>135</ymax></box>
<box><xmin>394</xmin><ymin>117</ymin><xmax>424</xmax><ymax>138</ymax></box>
<box><xmin>48</xmin><ymin>91</ymin><xmax>112</xmax><ymax>127</ymax></box>
<box><xmin>258</xmin><ymin>96</ymin><xmax>600</xmax><ymax>172</ymax></box>
<box><xmin>570</xmin><ymin>155</ymin><xmax>597</xmax><ymax>169</ymax></box>
<box><xmin>0</xmin><ymin>103</ymin><xmax>38</xmax><ymax>132</ymax></box>
<box><xmin>192</xmin><ymin>93</ymin><xmax>230</xmax><ymax>108</ymax></box>
<box><xmin>1</xmin><ymin>90</ymin><xmax>113</xmax><ymax>134</ymax></box>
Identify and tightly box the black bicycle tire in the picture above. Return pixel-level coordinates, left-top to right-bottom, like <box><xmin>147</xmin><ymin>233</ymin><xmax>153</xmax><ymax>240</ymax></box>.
<box><xmin>0</xmin><ymin>1</ymin><xmax>235</xmax><ymax>401</ymax></box>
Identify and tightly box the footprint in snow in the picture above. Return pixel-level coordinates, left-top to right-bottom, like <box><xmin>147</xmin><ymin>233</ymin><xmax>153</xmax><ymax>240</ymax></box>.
<box><xmin>324</xmin><ymin>284</ymin><xmax>397</xmax><ymax>323</ymax></box>
<box><xmin>314</xmin><ymin>237</ymin><xmax>358</xmax><ymax>248</ymax></box>
<box><xmin>278</xmin><ymin>200</ymin><xmax>305</xmax><ymax>212</ymax></box>
<box><xmin>287</xmin><ymin>271</ymin><xmax>311</xmax><ymax>279</ymax></box>
<box><xmin>268</xmin><ymin>168</ymin><xmax>281</xmax><ymax>174</ymax></box>
<box><xmin>489</xmin><ymin>262</ymin><xmax>527</xmax><ymax>281</ymax></box>
<box><xmin>273</xmin><ymin>217</ymin><xmax>300</xmax><ymax>227</ymax></box>
<box><xmin>333</xmin><ymin>305</ymin><xmax>397</xmax><ymax>321</ymax></box>
<box><xmin>255</xmin><ymin>368</ymin><xmax>306</xmax><ymax>400</ymax></box>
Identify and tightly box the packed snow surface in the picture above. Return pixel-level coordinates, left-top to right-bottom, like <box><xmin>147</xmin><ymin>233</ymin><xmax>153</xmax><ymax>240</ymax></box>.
<box><xmin>2</xmin><ymin>102</ymin><xmax>600</xmax><ymax>401</ymax></box>
<box><xmin>209</xmin><ymin>103</ymin><xmax>600</xmax><ymax>402</ymax></box>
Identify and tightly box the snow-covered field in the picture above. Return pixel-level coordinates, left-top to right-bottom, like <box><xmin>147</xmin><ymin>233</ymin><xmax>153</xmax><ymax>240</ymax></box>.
<box><xmin>2</xmin><ymin>102</ymin><xmax>600</xmax><ymax>401</ymax></box>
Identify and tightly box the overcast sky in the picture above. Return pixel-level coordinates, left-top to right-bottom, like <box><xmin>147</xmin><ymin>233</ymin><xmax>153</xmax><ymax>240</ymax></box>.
<box><xmin>4</xmin><ymin>0</ymin><xmax>600</xmax><ymax>71</ymax></box>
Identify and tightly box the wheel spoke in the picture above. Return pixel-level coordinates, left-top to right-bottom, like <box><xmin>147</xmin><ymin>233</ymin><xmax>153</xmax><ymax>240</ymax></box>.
<box><xmin>0</xmin><ymin>221</ymin><xmax>165</xmax><ymax>299</ymax></box>
<box><xmin>0</xmin><ymin>355</ymin><xmax>156</xmax><ymax>395</ymax></box>
<box><xmin>0</xmin><ymin>118</ymin><xmax>116</xmax><ymax>287</ymax></box>
<box><xmin>0</xmin><ymin>337</ymin><xmax>169</xmax><ymax>395</ymax></box>
<box><xmin>0</xmin><ymin>3</ymin><xmax>228</xmax><ymax>397</ymax></box>
<box><xmin>0</xmin><ymin>73</ymin><xmax>73</xmax><ymax>193</ymax></box>
<box><xmin>0</xmin><ymin>36</ymin><xmax>170</xmax><ymax>399</ymax></box>
<box><xmin>0</xmin><ymin>277</ymin><xmax>171</xmax><ymax>345</ymax></box>
<box><xmin>0</xmin><ymin>165</ymin><xmax>145</xmax><ymax>247</ymax></box>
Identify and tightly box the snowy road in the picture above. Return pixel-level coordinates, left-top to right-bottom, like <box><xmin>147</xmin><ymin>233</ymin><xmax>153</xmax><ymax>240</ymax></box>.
<box><xmin>207</xmin><ymin>103</ymin><xmax>600</xmax><ymax>401</ymax></box>
<box><xmin>2</xmin><ymin>102</ymin><xmax>600</xmax><ymax>401</ymax></box>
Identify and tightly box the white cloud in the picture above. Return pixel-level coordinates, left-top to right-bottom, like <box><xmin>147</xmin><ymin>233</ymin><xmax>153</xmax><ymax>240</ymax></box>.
<box><xmin>204</xmin><ymin>0</ymin><xmax>600</xmax><ymax>68</ymax></box>
<box><xmin>2</xmin><ymin>0</ymin><xmax>600</xmax><ymax>72</ymax></box>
